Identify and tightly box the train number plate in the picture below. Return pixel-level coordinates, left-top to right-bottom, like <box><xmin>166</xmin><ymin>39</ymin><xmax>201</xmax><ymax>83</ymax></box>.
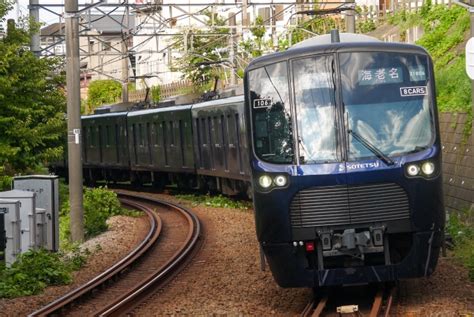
<box><xmin>253</xmin><ymin>98</ymin><xmax>273</xmax><ymax>108</ymax></box>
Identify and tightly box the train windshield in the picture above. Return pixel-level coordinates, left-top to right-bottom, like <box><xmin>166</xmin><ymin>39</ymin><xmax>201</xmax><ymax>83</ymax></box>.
<box><xmin>248</xmin><ymin>61</ymin><xmax>293</xmax><ymax>164</ymax></box>
<box><xmin>292</xmin><ymin>55</ymin><xmax>339</xmax><ymax>163</ymax></box>
<box><xmin>340</xmin><ymin>52</ymin><xmax>434</xmax><ymax>161</ymax></box>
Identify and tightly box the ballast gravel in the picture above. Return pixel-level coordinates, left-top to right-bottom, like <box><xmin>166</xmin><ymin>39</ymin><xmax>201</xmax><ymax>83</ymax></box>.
<box><xmin>0</xmin><ymin>215</ymin><xmax>149</xmax><ymax>317</ymax></box>
<box><xmin>0</xmin><ymin>192</ymin><xmax>473</xmax><ymax>316</ymax></box>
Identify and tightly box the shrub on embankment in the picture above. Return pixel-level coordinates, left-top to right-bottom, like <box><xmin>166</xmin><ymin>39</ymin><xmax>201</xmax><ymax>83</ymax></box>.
<box><xmin>389</xmin><ymin>2</ymin><xmax>474</xmax><ymax>279</ymax></box>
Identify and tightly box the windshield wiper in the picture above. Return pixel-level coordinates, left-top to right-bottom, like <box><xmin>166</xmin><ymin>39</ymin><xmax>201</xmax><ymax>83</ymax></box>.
<box><xmin>348</xmin><ymin>130</ymin><xmax>395</xmax><ymax>166</ymax></box>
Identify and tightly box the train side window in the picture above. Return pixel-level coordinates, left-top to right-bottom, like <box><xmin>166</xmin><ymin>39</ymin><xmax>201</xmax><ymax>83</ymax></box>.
<box><xmin>115</xmin><ymin>124</ymin><xmax>120</xmax><ymax>163</ymax></box>
<box><xmin>153</xmin><ymin>123</ymin><xmax>159</xmax><ymax>147</ymax></box>
<box><xmin>226</xmin><ymin>114</ymin><xmax>235</xmax><ymax>146</ymax></box>
<box><xmin>221</xmin><ymin>114</ymin><xmax>228</xmax><ymax>169</ymax></box>
<box><xmin>179</xmin><ymin>120</ymin><xmax>185</xmax><ymax>165</ymax></box>
<box><xmin>213</xmin><ymin>116</ymin><xmax>221</xmax><ymax>146</ymax></box>
<box><xmin>235</xmin><ymin>113</ymin><xmax>243</xmax><ymax>172</ymax></box>
<box><xmin>196</xmin><ymin>118</ymin><xmax>203</xmax><ymax>167</ymax></box>
<box><xmin>162</xmin><ymin>121</ymin><xmax>168</xmax><ymax>165</ymax></box>
<box><xmin>89</xmin><ymin>127</ymin><xmax>94</xmax><ymax>147</ymax></box>
<box><xmin>201</xmin><ymin>118</ymin><xmax>207</xmax><ymax>145</ymax></box>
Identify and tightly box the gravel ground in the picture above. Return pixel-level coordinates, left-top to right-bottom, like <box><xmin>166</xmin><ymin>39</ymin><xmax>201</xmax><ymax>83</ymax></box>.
<box><xmin>1</xmin><ymin>192</ymin><xmax>473</xmax><ymax>316</ymax></box>
<box><xmin>0</xmin><ymin>215</ymin><xmax>149</xmax><ymax>317</ymax></box>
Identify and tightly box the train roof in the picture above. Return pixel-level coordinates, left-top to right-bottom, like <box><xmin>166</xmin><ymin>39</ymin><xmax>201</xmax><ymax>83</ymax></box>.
<box><xmin>127</xmin><ymin>104</ymin><xmax>193</xmax><ymax>117</ymax></box>
<box><xmin>82</xmin><ymin>111</ymin><xmax>128</xmax><ymax>120</ymax></box>
<box><xmin>191</xmin><ymin>95</ymin><xmax>244</xmax><ymax>110</ymax></box>
<box><xmin>246</xmin><ymin>32</ymin><xmax>429</xmax><ymax>70</ymax></box>
<box><xmin>288</xmin><ymin>33</ymin><xmax>380</xmax><ymax>49</ymax></box>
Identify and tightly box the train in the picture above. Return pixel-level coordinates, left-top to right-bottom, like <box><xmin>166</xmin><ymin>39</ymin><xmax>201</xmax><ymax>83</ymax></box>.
<box><xmin>55</xmin><ymin>31</ymin><xmax>445</xmax><ymax>288</ymax></box>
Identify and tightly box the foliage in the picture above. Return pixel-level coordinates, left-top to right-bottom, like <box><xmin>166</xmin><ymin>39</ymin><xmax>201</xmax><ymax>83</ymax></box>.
<box><xmin>0</xmin><ymin>8</ymin><xmax>66</xmax><ymax>173</ymax></box>
<box><xmin>171</xmin><ymin>10</ymin><xmax>230</xmax><ymax>85</ymax></box>
<box><xmin>447</xmin><ymin>211</ymin><xmax>474</xmax><ymax>281</ymax></box>
<box><xmin>175</xmin><ymin>193</ymin><xmax>251</xmax><ymax>210</ymax></box>
<box><xmin>60</xmin><ymin>186</ymin><xmax>139</xmax><ymax>242</ymax></box>
<box><xmin>0</xmin><ymin>166</ymin><xmax>12</xmax><ymax>190</ymax></box>
<box><xmin>389</xmin><ymin>4</ymin><xmax>471</xmax><ymax>122</ymax></box>
<box><xmin>357</xmin><ymin>19</ymin><xmax>376</xmax><ymax>33</ymax></box>
<box><xmin>435</xmin><ymin>56</ymin><xmax>472</xmax><ymax>114</ymax></box>
<box><xmin>150</xmin><ymin>85</ymin><xmax>161</xmax><ymax>103</ymax></box>
<box><xmin>86</xmin><ymin>80</ymin><xmax>122</xmax><ymax>113</ymax></box>
<box><xmin>0</xmin><ymin>248</ymin><xmax>88</xmax><ymax>298</ymax></box>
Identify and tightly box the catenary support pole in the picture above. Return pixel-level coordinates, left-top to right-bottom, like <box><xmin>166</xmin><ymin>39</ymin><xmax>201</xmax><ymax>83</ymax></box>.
<box><xmin>29</xmin><ymin>0</ymin><xmax>40</xmax><ymax>56</ymax></box>
<box><xmin>345</xmin><ymin>0</ymin><xmax>356</xmax><ymax>33</ymax></box>
<box><xmin>65</xmin><ymin>0</ymin><xmax>84</xmax><ymax>243</ymax></box>
<box><xmin>122</xmin><ymin>0</ymin><xmax>129</xmax><ymax>103</ymax></box>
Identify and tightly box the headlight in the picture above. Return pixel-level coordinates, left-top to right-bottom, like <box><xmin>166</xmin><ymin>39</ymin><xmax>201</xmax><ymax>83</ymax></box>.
<box><xmin>274</xmin><ymin>175</ymin><xmax>287</xmax><ymax>187</ymax></box>
<box><xmin>421</xmin><ymin>162</ymin><xmax>435</xmax><ymax>175</ymax></box>
<box><xmin>407</xmin><ymin>164</ymin><xmax>420</xmax><ymax>176</ymax></box>
<box><xmin>258</xmin><ymin>175</ymin><xmax>273</xmax><ymax>188</ymax></box>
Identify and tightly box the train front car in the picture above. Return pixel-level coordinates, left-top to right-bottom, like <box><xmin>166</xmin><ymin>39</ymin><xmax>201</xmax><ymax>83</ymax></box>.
<box><xmin>244</xmin><ymin>33</ymin><xmax>445</xmax><ymax>288</ymax></box>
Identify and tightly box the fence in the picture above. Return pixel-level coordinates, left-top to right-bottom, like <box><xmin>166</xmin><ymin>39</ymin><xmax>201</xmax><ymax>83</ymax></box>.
<box><xmin>439</xmin><ymin>112</ymin><xmax>474</xmax><ymax>216</ymax></box>
<box><xmin>128</xmin><ymin>80</ymin><xmax>200</xmax><ymax>103</ymax></box>
<box><xmin>356</xmin><ymin>0</ymin><xmax>453</xmax><ymax>25</ymax></box>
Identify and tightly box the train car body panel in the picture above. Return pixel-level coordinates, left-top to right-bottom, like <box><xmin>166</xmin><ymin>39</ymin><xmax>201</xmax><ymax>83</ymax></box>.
<box><xmin>244</xmin><ymin>33</ymin><xmax>444</xmax><ymax>288</ymax></box>
<box><xmin>82</xmin><ymin>112</ymin><xmax>129</xmax><ymax>169</ymax></box>
<box><xmin>191</xmin><ymin>96</ymin><xmax>251</xmax><ymax>182</ymax></box>
<box><xmin>127</xmin><ymin>105</ymin><xmax>195</xmax><ymax>174</ymax></box>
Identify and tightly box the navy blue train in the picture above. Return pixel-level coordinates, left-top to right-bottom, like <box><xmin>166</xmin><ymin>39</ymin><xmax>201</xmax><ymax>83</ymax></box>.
<box><xmin>57</xmin><ymin>32</ymin><xmax>444</xmax><ymax>288</ymax></box>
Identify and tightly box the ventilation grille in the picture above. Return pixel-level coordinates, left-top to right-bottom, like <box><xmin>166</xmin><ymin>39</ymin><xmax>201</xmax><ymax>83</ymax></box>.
<box><xmin>290</xmin><ymin>183</ymin><xmax>410</xmax><ymax>228</ymax></box>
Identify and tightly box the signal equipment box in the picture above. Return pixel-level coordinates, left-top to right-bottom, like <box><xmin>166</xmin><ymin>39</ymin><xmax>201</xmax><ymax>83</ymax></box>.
<box><xmin>0</xmin><ymin>190</ymin><xmax>37</xmax><ymax>253</ymax></box>
<box><xmin>35</xmin><ymin>208</ymin><xmax>46</xmax><ymax>249</ymax></box>
<box><xmin>13</xmin><ymin>175</ymin><xmax>60</xmax><ymax>252</ymax></box>
<box><xmin>0</xmin><ymin>199</ymin><xmax>21</xmax><ymax>266</ymax></box>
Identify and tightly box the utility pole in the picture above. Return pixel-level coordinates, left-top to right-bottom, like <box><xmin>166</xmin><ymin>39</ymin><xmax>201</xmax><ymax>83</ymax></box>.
<box><xmin>345</xmin><ymin>0</ymin><xmax>356</xmax><ymax>33</ymax></box>
<box><xmin>29</xmin><ymin>0</ymin><xmax>40</xmax><ymax>56</ymax></box>
<box><xmin>122</xmin><ymin>0</ymin><xmax>129</xmax><ymax>103</ymax></box>
<box><xmin>228</xmin><ymin>12</ymin><xmax>237</xmax><ymax>86</ymax></box>
<box><xmin>65</xmin><ymin>0</ymin><xmax>84</xmax><ymax>243</ymax></box>
<box><xmin>242</xmin><ymin>0</ymin><xmax>248</xmax><ymax>27</ymax></box>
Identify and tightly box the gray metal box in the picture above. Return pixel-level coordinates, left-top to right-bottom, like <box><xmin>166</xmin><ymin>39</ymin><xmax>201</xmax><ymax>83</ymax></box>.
<box><xmin>0</xmin><ymin>190</ymin><xmax>37</xmax><ymax>253</ymax></box>
<box><xmin>13</xmin><ymin>175</ymin><xmax>60</xmax><ymax>251</ymax></box>
<box><xmin>35</xmin><ymin>208</ymin><xmax>46</xmax><ymax>249</ymax></box>
<box><xmin>0</xmin><ymin>199</ymin><xmax>22</xmax><ymax>266</ymax></box>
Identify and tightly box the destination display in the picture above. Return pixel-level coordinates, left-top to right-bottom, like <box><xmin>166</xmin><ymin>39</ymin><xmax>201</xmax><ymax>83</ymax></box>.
<box><xmin>357</xmin><ymin>67</ymin><xmax>403</xmax><ymax>85</ymax></box>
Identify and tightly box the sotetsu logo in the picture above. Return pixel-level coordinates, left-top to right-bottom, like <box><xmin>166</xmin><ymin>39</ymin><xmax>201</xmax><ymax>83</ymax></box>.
<box><xmin>339</xmin><ymin>161</ymin><xmax>380</xmax><ymax>172</ymax></box>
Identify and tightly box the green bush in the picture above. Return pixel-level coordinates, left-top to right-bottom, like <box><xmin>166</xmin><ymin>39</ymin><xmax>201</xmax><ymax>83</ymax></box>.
<box><xmin>86</xmin><ymin>80</ymin><xmax>122</xmax><ymax>112</ymax></box>
<box><xmin>60</xmin><ymin>186</ymin><xmax>138</xmax><ymax>243</ymax></box>
<box><xmin>175</xmin><ymin>193</ymin><xmax>251</xmax><ymax>210</ymax></box>
<box><xmin>0</xmin><ymin>249</ymin><xmax>74</xmax><ymax>298</ymax></box>
<box><xmin>447</xmin><ymin>211</ymin><xmax>474</xmax><ymax>281</ymax></box>
<box><xmin>151</xmin><ymin>85</ymin><xmax>162</xmax><ymax>103</ymax></box>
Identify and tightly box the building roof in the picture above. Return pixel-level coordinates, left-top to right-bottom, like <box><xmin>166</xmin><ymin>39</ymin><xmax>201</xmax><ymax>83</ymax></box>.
<box><xmin>81</xmin><ymin>14</ymin><xmax>135</xmax><ymax>34</ymax></box>
<box><xmin>41</xmin><ymin>23</ymin><xmax>65</xmax><ymax>36</ymax></box>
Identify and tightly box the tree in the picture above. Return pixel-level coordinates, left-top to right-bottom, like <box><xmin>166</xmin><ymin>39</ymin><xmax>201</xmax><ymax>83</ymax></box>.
<box><xmin>86</xmin><ymin>79</ymin><xmax>122</xmax><ymax>113</ymax></box>
<box><xmin>0</xmin><ymin>5</ymin><xmax>66</xmax><ymax>173</ymax></box>
<box><xmin>171</xmin><ymin>10</ymin><xmax>230</xmax><ymax>85</ymax></box>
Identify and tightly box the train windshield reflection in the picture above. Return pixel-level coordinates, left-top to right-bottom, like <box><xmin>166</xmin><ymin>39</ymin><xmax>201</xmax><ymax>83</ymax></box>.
<box><xmin>292</xmin><ymin>55</ymin><xmax>339</xmax><ymax>164</ymax></box>
<box><xmin>340</xmin><ymin>52</ymin><xmax>434</xmax><ymax>161</ymax></box>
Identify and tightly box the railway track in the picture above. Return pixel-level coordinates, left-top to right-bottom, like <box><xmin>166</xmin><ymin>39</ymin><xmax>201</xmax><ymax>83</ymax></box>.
<box><xmin>302</xmin><ymin>283</ymin><xmax>396</xmax><ymax>317</ymax></box>
<box><xmin>29</xmin><ymin>191</ymin><xmax>201</xmax><ymax>317</ymax></box>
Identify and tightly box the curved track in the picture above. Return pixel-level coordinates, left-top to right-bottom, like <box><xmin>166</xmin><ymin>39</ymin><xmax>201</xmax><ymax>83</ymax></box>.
<box><xmin>29</xmin><ymin>192</ymin><xmax>201</xmax><ymax>317</ymax></box>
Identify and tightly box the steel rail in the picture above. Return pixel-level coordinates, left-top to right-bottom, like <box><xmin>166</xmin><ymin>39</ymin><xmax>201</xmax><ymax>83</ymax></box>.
<box><xmin>302</xmin><ymin>283</ymin><xmax>396</xmax><ymax>317</ymax></box>
<box><xmin>29</xmin><ymin>196</ymin><xmax>161</xmax><ymax>316</ymax></box>
<box><xmin>95</xmin><ymin>192</ymin><xmax>201</xmax><ymax>316</ymax></box>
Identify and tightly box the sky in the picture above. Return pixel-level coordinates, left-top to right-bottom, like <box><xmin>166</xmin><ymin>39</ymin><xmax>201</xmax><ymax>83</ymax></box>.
<box><xmin>5</xmin><ymin>0</ymin><xmax>64</xmax><ymax>25</ymax></box>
